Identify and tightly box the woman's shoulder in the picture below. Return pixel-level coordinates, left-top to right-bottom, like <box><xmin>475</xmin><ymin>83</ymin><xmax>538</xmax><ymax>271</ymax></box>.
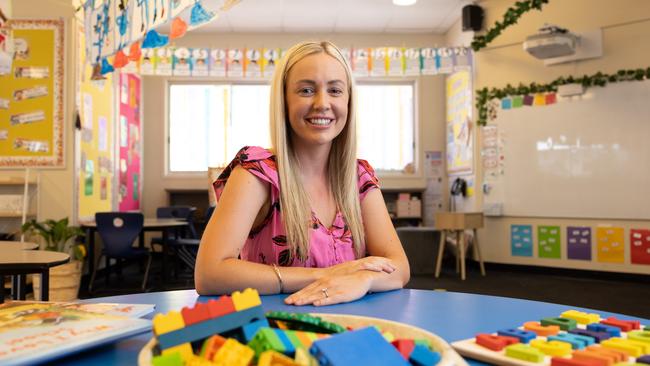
<box><xmin>356</xmin><ymin>159</ymin><xmax>380</xmax><ymax>197</ymax></box>
<box><xmin>214</xmin><ymin>146</ymin><xmax>279</xmax><ymax>194</ymax></box>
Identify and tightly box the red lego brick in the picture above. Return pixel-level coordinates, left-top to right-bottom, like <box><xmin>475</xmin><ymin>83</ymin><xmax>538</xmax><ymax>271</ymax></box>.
<box><xmin>181</xmin><ymin>302</ymin><xmax>211</xmax><ymax>326</ymax></box>
<box><xmin>207</xmin><ymin>295</ymin><xmax>236</xmax><ymax>318</ymax></box>
<box><xmin>391</xmin><ymin>339</ymin><xmax>415</xmax><ymax>359</ymax></box>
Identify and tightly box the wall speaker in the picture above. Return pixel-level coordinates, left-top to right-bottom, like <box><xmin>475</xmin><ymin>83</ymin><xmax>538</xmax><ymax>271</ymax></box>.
<box><xmin>462</xmin><ymin>4</ymin><xmax>484</xmax><ymax>32</ymax></box>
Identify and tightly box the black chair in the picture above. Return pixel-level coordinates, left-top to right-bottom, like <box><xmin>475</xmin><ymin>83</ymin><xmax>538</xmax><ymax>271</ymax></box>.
<box><xmin>171</xmin><ymin>206</ymin><xmax>215</xmax><ymax>272</ymax></box>
<box><xmin>89</xmin><ymin>212</ymin><xmax>151</xmax><ymax>292</ymax></box>
<box><xmin>151</xmin><ymin>206</ymin><xmax>198</xmax><ymax>251</ymax></box>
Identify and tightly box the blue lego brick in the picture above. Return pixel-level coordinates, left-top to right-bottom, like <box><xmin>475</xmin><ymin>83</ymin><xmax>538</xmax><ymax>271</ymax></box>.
<box><xmin>274</xmin><ymin>329</ymin><xmax>296</xmax><ymax>356</ymax></box>
<box><xmin>568</xmin><ymin>328</ymin><xmax>611</xmax><ymax>343</ymax></box>
<box><xmin>497</xmin><ymin>328</ymin><xmax>537</xmax><ymax>344</ymax></box>
<box><xmin>309</xmin><ymin>327</ymin><xmax>409</xmax><ymax>366</ymax></box>
<box><xmin>242</xmin><ymin>318</ymin><xmax>270</xmax><ymax>342</ymax></box>
<box><xmin>409</xmin><ymin>344</ymin><xmax>441</xmax><ymax>366</ymax></box>
<box><xmin>157</xmin><ymin>305</ymin><xmax>266</xmax><ymax>350</ymax></box>
<box><xmin>547</xmin><ymin>333</ymin><xmax>595</xmax><ymax>350</ymax></box>
<box><xmin>586</xmin><ymin>323</ymin><xmax>621</xmax><ymax>337</ymax></box>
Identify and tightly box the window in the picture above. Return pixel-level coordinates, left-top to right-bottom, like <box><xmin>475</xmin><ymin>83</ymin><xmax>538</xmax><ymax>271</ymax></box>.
<box><xmin>168</xmin><ymin>82</ymin><xmax>415</xmax><ymax>173</ymax></box>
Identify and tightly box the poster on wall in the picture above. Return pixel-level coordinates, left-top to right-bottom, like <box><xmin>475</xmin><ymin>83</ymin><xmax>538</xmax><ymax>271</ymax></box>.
<box><xmin>445</xmin><ymin>70</ymin><xmax>473</xmax><ymax>175</ymax></box>
<box><xmin>0</xmin><ymin>20</ymin><xmax>64</xmax><ymax>167</ymax></box>
<box><xmin>118</xmin><ymin>72</ymin><xmax>141</xmax><ymax>212</ymax></box>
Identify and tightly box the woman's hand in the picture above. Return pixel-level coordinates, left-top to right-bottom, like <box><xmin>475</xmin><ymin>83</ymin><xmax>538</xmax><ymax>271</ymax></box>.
<box><xmin>284</xmin><ymin>271</ymin><xmax>374</xmax><ymax>306</ymax></box>
<box><xmin>321</xmin><ymin>256</ymin><xmax>396</xmax><ymax>278</ymax></box>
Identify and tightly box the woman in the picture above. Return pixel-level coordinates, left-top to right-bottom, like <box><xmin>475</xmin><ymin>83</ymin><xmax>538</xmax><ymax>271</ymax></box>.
<box><xmin>195</xmin><ymin>41</ymin><xmax>409</xmax><ymax>306</ymax></box>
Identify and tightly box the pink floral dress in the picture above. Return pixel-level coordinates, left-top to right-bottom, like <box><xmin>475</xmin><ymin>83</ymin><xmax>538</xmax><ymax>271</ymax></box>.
<box><xmin>213</xmin><ymin>146</ymin><xmax>380</xmax><ymax>268</ymax></box>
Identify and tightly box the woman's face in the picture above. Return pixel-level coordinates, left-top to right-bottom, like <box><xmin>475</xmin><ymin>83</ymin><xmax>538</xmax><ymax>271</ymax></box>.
<box><xmin>285</xmin><ymin>52</ymin><xmax>349</xmax><ymax>148</ymax></box>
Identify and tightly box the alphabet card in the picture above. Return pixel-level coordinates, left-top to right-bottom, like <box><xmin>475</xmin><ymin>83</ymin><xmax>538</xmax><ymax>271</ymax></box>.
<box><xmin>630</xmin><ymin>228</ymin><xmax>650</xmax><ymax>265</ymax></box>
<box><xmin>566</xmin><ymin>226</ymin><xmax>591</xmax><ymax>260</ymax></box>
<box><xmin>596</xmin><ymin>226</ymin><xmax>624</xmax><ymax>263</ymax></box>
<box><xmin>538</xmin><ymin>226</ymin><xmax>561</xmax><ymax>259</ymax></box>
<box><xmin>511</xmin><ymin>225</ymin><xmax>533</xmax><ymax>257</ymax></box>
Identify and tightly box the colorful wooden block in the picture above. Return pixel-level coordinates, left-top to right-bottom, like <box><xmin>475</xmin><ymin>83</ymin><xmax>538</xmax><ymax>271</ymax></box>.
<box><xmin>588</xmin><ymin>324</ymin><xmax>622</xmax><ymax>337</ymax></box>
<box><xmin>476</xmin><ymin>334</ymin><xmax>519</xmax><ymax>351</ymax></box>
<box><xmin>572</xmin><ymin>349</ymin><xmax>620</xmax><ymax>366</ymax></box>
<box><xmin>542</xmin><ymin>317</ymin><xmax>578</xmax><ymax>331</ymax></box>
<box><xmin>530</xmin><ymin>339</ymin><xmax>572</xmax><ymax>356</ymax></box>
<box><xmin>601</xmin><ymin>317</ymin><xmax>641</xmax><ymax>332</ymax></box>
<box><xmin>392</xmin><ymin>339</ymin><xmax>416</xmax><ymax>359</ymax></box>
<box><xmin>547</xmin><ymin>333</ymin><xmax>595</xmax><ymax>349</ymax></box>
<box><xmin>562</xmin><ymin>310</ymin><xmax>601</xmax><ymax>325</ymax></box>
<box><xmin>601</xmin><ymin>338</ymin><xmax>647</xmax><ymax>357</ymax></box>
<box><xmin>409</xmin><ymin>344</ymin><xmax>441</xmax><ymax>366</ymax></box>
<box><xmin>569</xmin><ymin>329</ymin><xmax>612</xmax><ymax>342</ymax></box>
<box><xmin>212</xmin><ymin>338</ymin><xmax>254</xmax><ymax>366</ymax></box>
<box><xmin>525</xmin><ymin>321</ymin><xmax>561</xmax><ymax>336</ymax></box>
<box><xmin>504</xmin><ymin>343</ymin><xmax>545</xmax><ymax>363</ymax></box>
<box><xmin>585</xmin><ymin>345</ymin><xmax>628</xmax><ymax>363</ymax></box>
<box><xmin>309</xmin><ymin>327</ymin><xmax>410</xmax><ymax>366</ymax></box>
<box><xmin>232</xmin><ymin>288</ymin><xmax>262</xmax><ymax>311</ymax></box>
<box><xmin>550</xmin><ymin>357</ymin><xmax>600</xmax><ymax>366</ymax></box>
<box><xmin>627</xmin><ymin>330</ymin><xmax>650</xmax><ymax>344</ymax></box>
<box><xmin>636</xmin><ymin>354</ymin><xmax>650</xmax><ymax>364</ymax></box>
<box><xmin>497</xmin><ymin>328</ymin><xmax>537</xmax><ymax>343</ymax></box>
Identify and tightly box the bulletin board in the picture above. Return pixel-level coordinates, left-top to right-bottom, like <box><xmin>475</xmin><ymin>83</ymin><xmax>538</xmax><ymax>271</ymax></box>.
<box><xmin>77</xmin><ymin>24</ymin><xmax>115</xmax><ymax>220</ymax></box>
<box><xmin>117</xmin><ymin>72</ymin><xmax>141</xmax><ymax>211</ymax></box>
<box><xmin>483</xmin><ymin>80</ymin><xmax>650</xmax><ymax>220</ymax></box>
<box><xmin>0</xmin><ymin>19</ymin><xmax>64</xmax><ymax>167</ymax></box>
<box><xmin>445</xmin><ymin>70</ymin><xmax>473</xmax><ymax>175</ymax></box>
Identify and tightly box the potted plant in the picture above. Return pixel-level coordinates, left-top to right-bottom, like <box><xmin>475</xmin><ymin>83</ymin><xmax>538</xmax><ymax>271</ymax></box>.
<box><xmin>21</xmin><ymin>217</ymin><xmax>86</xmax><ymax>301</ymax></box>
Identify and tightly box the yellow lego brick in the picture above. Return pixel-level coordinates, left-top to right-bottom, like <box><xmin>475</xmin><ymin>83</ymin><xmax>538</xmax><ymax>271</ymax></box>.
<box><xmin>530</xmin><ymin>339</ymin><xmax>572</xmax><ymax>356</ymax></box>
<box><xmin>162</xmin><ymin>343</ymin><xmax>194</xmax><ymax>363</ymax></box>
<box><xmin>213</xmin><ymin>338</ymin><xmax>254</xmax><ymax>366</ymax></box>
<box><xmin>601</xmin><ymin>337</ymin><xmax>646</xmax><ymax>357</ymax></box>
<box><xmin>153</xmin><ymin>311</ymin><xmax>186</xmax><ymax>335</ymax></box>
<box><xmin>504</xmin><ymin>344</ymin><xmax>545</xmax><ymax>363</ymax></box>
<box><xmin>231</xmin><ymin>288</ymin><xmax>262</xmax><ymax>311</ymax></box>
<box><xmin>185</xmin><ymin>354</ymin><xmax>215</xmax><ymax>366</ymax></box>
<box><xmin>258</xmin><ymin>350</ymin><xmax>299</xmax><ymax>365</ymax></box>
<box><xmin>560</xmin><ymin>310</ymin><xmax>601</xmax><ymax>324</ymax></box>
<box><xmin>294</xmin><ymin>347</ymin><xmax>318</xmax><ymax>366</ymax></box>
<box><xmin>627</xmin><ymin>330</ymin><xmax>650</xmax><ymax>344</ymax></box>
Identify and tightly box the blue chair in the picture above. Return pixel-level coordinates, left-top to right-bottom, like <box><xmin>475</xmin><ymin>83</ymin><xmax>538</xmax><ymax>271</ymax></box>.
<box><xmin>89</xmin><ymin>212</ymin><xmax>150</xmax><ymax>292</ymax></box>
<box><xmin>151</xmin><ymin>206</ymin><xmax>198</xmax><ymax>250</ymax></box>
<box><xmin>171</xmin><ymin>205</ymin><xmax>215</xmax><ymax>272</ymax></box>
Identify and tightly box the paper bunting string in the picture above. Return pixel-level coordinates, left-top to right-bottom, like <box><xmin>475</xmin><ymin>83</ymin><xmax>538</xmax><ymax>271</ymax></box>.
<box><xmin>91</xmin><ymin>63</ymin><xmax>106</xmax><ymax>80</ymax></box>
<box><xmin>141</xmin><ymin>29</ymin><xmax>168</xmax><ymax>49</ymax></box>
<box><xmin>100</xmin><ymin>57</ymin><xmax>115</xmax><ymax>75</ymax></box>
<box><xmin>169</xmin><ymin>17</ymin><xmax>188</xmax><ymax>40</ymax></box>
<box><xmin>190</xmin><ymin>1</ymin><xmax>215</xmax><ymax>26</ymax></box>
<box><xmin>112</xmin><ymin>49</ymin><xmax>129</xmax><ymax>68</ymax></box>
<box><xmin>128</xmin><ymin>42</ymin><xmax>142</xmax><ymax>61</ymax></box>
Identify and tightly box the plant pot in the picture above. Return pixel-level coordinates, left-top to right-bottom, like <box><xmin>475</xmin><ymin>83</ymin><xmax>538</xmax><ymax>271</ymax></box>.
<box><xmin>33</xmin><ymin>260</ymin><xmax>82</xmax><ymax>301</ymax></box>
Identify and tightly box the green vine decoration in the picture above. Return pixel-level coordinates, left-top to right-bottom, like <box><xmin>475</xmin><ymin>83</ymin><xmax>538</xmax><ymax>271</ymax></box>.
<box><xmin>471</xmin><ymin>0</ymin><xmax>550</xmax><ymax>52</ymax></box>
<box><xmin>476</xmin><ymin>67</ymin><xmax>650</xmax><ymax>126</ymax></box>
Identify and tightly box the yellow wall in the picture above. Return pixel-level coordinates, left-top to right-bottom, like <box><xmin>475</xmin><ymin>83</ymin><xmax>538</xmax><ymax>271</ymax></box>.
<box><xmin>446</xmin><ymin>0</ymin><xmax>650</xmax><ymax>274</ymax></box>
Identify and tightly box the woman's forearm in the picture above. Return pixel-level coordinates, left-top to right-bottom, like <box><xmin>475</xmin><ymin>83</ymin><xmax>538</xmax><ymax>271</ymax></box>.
<box><xmin>195</xmin><ymin>258</ymin><xmax>325</xmax><ymax>295</ymax></box>
<box><xmin>367</xmin><ymin>256</ymin><xmax>410</xmax><ymax>292</ymax></box>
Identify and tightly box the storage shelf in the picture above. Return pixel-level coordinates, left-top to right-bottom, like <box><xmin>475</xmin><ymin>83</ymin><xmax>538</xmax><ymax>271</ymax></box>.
<box><xmin>0</xmin><ymin>212</ymin><xmax>37</xmax><ymax>218</ymax></box>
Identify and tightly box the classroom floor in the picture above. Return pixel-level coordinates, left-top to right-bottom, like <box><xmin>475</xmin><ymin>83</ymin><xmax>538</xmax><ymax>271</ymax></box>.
<box><xmin>72</xmin><ymin>255</ymin><xmax>650</xmax><ymax>320</ymax></box>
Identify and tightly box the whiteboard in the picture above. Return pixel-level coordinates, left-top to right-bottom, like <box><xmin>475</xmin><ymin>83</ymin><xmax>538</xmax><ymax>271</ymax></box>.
<box><xmin>483</xmin><ymin>79</ymin><xmax>650</xmax><ymax>220</ymax></box>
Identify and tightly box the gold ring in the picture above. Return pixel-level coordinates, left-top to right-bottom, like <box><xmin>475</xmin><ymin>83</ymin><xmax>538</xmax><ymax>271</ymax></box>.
<box><xmin>322</xmin><ymin>288</ymin><xmax>329</xmax><ymax>298</ymax></box>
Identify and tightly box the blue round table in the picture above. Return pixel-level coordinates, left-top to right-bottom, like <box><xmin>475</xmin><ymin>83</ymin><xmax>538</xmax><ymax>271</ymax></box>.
<box><xmin>54</xmin><ymin>289</ymin><xmax>647</xmax><ymax>365</ymax></box>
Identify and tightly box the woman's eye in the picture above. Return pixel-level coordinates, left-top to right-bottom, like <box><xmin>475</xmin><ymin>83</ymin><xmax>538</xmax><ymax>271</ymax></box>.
<box><xmin>329</xmin><ymin>88</ymin><xmax>343</xmax><ymax>95</ymax></box>
<box><xmin>299</xmin><ymin>88</ymin><xmax>314</xmax><ymax>94</ymax></box>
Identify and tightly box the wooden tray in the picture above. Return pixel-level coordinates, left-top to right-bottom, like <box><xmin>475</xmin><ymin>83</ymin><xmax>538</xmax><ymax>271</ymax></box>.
<box><xmin>138</xmin><ymin>313</ymin><xmax>468</xmax><ymax>366</ymax></box>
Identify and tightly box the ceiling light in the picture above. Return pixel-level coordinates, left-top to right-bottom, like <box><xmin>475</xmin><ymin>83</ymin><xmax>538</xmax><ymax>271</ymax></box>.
<box><xmin>393</xmin><ymin>0</ymin><xmax>417</xmax><ymax>6</ymax></box>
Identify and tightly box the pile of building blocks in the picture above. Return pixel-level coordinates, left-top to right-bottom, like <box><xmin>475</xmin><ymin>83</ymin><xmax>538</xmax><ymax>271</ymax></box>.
<box><xmin>452</xmin><ymin>309</ymin><xmax>650</xmax><ymax>366</ymax></box>
<box><xmin>150</xmin><ymin>288</ymin><xmax>443</xmax><ymax>366</ymax></box>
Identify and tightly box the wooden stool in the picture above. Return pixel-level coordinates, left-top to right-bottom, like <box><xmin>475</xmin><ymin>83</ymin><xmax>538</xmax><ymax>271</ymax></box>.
<box><xmin>434</xmin><ymin>212</ymin><xmax>485</xmax><ymax>280</ymax></box>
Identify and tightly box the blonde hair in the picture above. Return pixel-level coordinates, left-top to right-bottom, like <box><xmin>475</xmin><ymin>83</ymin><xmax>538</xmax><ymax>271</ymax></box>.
<box><xmin>269</xmin><ymin>41</ymin><xmax>364</xmax><ymax>262</ymax></box>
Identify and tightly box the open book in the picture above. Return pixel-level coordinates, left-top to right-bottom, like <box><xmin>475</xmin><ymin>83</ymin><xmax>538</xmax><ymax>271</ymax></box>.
<box><xmin>0</xmin><ymin>301</ymin><xmax>154</xmax><ymax>365</ymax></box>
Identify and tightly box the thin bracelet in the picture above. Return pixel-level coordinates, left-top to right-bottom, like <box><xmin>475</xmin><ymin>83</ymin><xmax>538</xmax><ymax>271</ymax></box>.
<box><xmin>271</xmin><ymin>263</ymin><xmax>284</xmax><ymax>293</ymax></box>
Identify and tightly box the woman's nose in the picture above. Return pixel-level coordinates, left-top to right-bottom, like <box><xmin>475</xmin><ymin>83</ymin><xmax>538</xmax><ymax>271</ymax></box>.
<box><xmin>313</xmin><ymin>91</ymin><xmax>330</xmax><ymax>111</ymax></box>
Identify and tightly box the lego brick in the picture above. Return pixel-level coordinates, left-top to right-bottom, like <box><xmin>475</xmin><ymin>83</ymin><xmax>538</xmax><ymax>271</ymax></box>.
<box><xmin>548</xmin><ymin>333</ymin><xmax>595</xmax><ymax>349</ymax></box>
<box><xmin>185</xmin><ymin>354</ymin><xmax>215</xmax><ymax>366</ymax></box>
<box><xmin>274</xmin><ymin>329</ymin><xmax>297</xmax><ymax>356</ymax></box>
<box><xmin>391</xmin><ymin>339</ymin><xmax>415</xmax><ymax>359</ymax></box>
<box><xmin>161</xmin><ymin>343</ymin><xmax>194</xmax><ymax>363</ymax></box>
<box><xmin>475</xmin><ymin>334</ymin><xmax>519</xmax><ymax>351</ymax></box>
<box><xmin>636</xmin><ymin>354</ymin><xmax>650</xmax><ymax>364</ymax></box>
<box><xmin>232</xmin><ymin>288</ymin><xmax>262</xmax><ymax>311</ymax></box>
<box><xmin>561</xmin><ymin>310</ymin><xmax>601</xmax><ymax>325</ymax></box>
<box><xmin>550</xmin><ymin>357</ymin><xmax>601</xmax><ymax>366</ymax></box>
<box><xmin>285</xmin><ymin>331</ymin><xmax>306</xmax><ymax>349</ymax></box>
<box><xmin>627</xmin><ymin>330</ymin><xmax>650</xmax><ymax>344</ymax></box>
<box><xmin>212</xmin><ymin>338</ymin><xmax>254</xmax><ymax>366</ymax></box>
<box><xmin>587</xmin><ymin>324</ymin><xmax>622</xmax><ymax>338</ymax></box>
<box><xmin>265</xmin><ymin>311</ymin><xmax>346</xmax><ymax>334</ymax></box>
<box><xmin>207</xmin><ymin>295</ymin><xmax>236</xmax><ymax>318</ymax></box>
<box><xmin>157</xmin><ymin>305</ymin><xmax>266</xmax><ymax>350</ymax></box>
<box><xmin>152</xmin><ymin>352</ymin><xmax>184</xmax><ymax>366</ymax></box>
<box><xmin>181</xmin><ymin>301</ymin><xmax>211</xmax><ymax>326</ymax></box>
<box><xmin>200</xmin><ymin>334</ymin><xmax>227</xmax><ymax>360</ymax></box>
<box><xmin>309</xmin><ymin>327</ymin><xmax>410</xmax><ymax>366</ymax></box>
<box><xmin>504</xmin><ymin>343</ymin><xmax>545</xmax><ymax>363</ymax></box>
<box><xmin>294</xmin><ymin>347</ymin><xmax>318</xmax><ymax>366</ymax></box>
<box><xmin>542</xmin><ymin>317</ymin><xmax>578</xmax><ymax>331</ymax></box>
<box><xmin>600</xmin><ymin>317</ymin><xmax>641</xmax><ymax>332</ymax></box>
<box><xmin>569</xmin><ymin>329</ymin><xmax>613</xmax><ymax>343</ymax></box>
<box><xmin>414</xmin><ymin>339</ymin><xmax>433</xmax><ymax>350</ymax></box>
<box><xmin>382</xmin><ymin>331</ymin><xmax>396</xmax><ymax>343</ymax></box>
<box><xmin>497</xmin><ymin>328</ymin><xmax>537</xmax><ymax>343</ymax></box>
<box><xmin>153</xmin><ymin>311</ymin><xmax>185</xmax><ymax>335</ymax></box>
<box><xmin>242</xmin><ymin>318</ymin><xmax>271</xmax><ymax>342</ymax></box>
<box><xmin>408</xmin><ymin>344</ymin><xmax>441</xmax><ymax>366</ymax></box>
<box><xmin>248</xmin><ymin>327</ymin><xmax>286</xmax><ymax>358</ymax></box>
<box><xmin>525</xmin><ymin>321</ymin><xmax>561</xmax><ymax>336</ymax></box>
<box><xmin>258</xmin><ymin>350</ymin><xmax>299</xmax><ymax>366</ymax></box>
<box><xmin>530</xmin><ymin>339</ymin><xmax>573</xmax><ymax>356</ymax></box>
<box><xmin>601</xmin><ymin>338</ymin><xmax>647</xmax><ymax>357</ymax></box>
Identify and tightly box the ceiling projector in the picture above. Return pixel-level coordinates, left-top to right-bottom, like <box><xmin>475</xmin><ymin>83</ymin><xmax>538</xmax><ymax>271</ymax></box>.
<box><xmin>523</xmin><ymin>25</ymin><xmax>577</xmax><ymax>59</ymax></box>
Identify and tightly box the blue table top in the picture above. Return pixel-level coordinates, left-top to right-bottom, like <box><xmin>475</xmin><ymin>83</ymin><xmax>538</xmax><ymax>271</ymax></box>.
<box><xmin>53</xmin><ymin>289</ymin><xmax>647</xmax><ymax>365</ymax></box>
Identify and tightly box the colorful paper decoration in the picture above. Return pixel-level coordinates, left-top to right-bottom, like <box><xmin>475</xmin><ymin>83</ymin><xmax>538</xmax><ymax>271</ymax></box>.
<box><xmin>567</xmin><ymin>226</ymin><xmax>591</xmax><ymax>260</ymax></box>
<box><xmin>596</xmin><ymin>226</ymin><xmax>625</xmax><ymax>263</ymax></box>
<box><xmin>511</xmin><ymin>225</ymin><xmax>533</xmax><ymax>257</ymax></box>
<box><xmin>100</xmin><ymin>58</ymin><xmax>115</xmax><ymax>75</ymax></box>
<box><xmin>128</xmin><ymin>42</ymin><xmax>142</xmax><ymax>61</ymax></box>
<box><xmin>112</xmin><ymin>50</ymin><xmax>129</xmax><ymax>69</ymax></box>
<box><xmin>169</xmin><ymin>17</ymin><xmax>188</xmax><ymax>40</ymax></box>
<box><xmin>512</xmin><ymin>95</ymin><xmax>524</xmax><ymax>108</ymax></box>
<box><xmin>538</xmin><ymin>225</ymin><xmax>561</xmax><ymax>259</ymax></box>
<box><xmin>545</xmin><ymin>93</ymin><xmax>557</xmax><ymax>105</ymax></box>
<box><xmin>190</xmin><ymin>1</ymin><xmax>214</xmax><ymax>26</ymax></box>
<box><xmin>501</xmin><ymin>98</ymin><xmax>512</xmax><ymax>110</ymax></box>
<box><xmin>630</xmin><ymin>229</ymin><xmax>650</xmax><ymax>265</ymax></box>
<box><xmin>141</xmin><ymin>29</ymin><xmax>168</xmax><ymax>49</ymax></box>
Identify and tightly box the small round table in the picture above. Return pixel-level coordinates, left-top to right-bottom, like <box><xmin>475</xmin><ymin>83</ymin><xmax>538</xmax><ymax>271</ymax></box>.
<box><xmin>0</xmin><ymin>250</ymin><xmax>70</xmax><ymax>302</ymax></box>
